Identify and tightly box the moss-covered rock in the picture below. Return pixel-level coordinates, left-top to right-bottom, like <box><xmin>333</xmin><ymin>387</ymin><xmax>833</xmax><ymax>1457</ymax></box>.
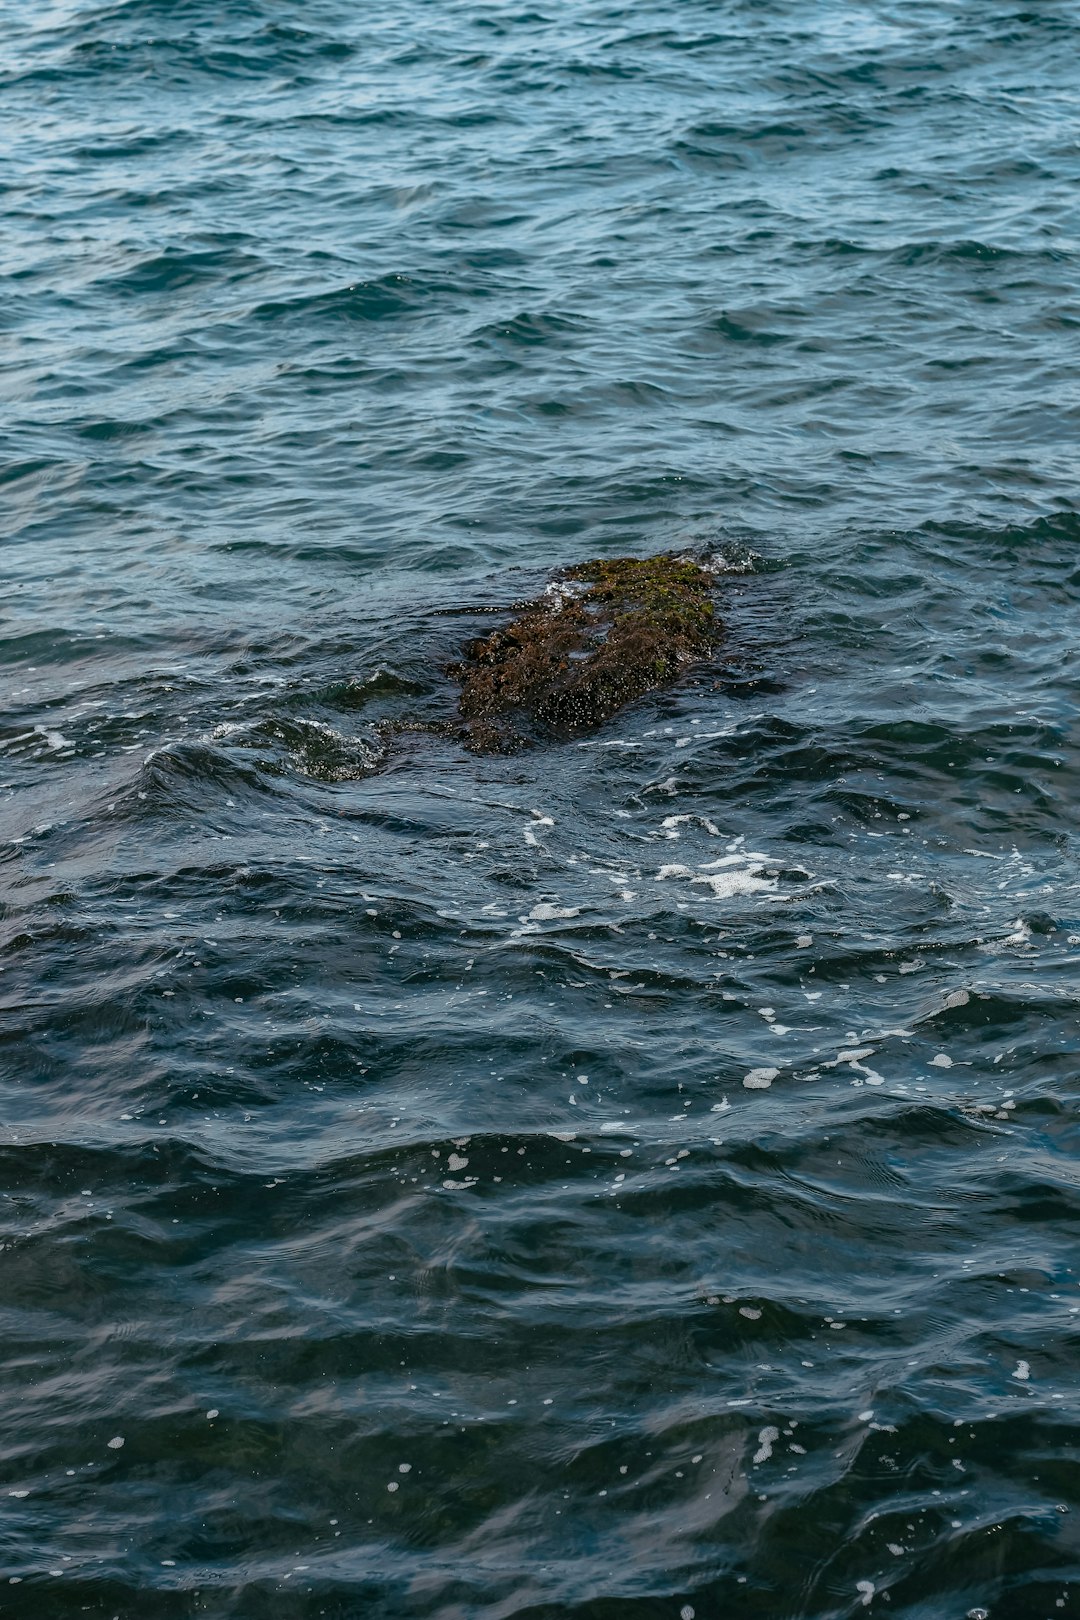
<box><xmin>448</xmin><ymin>554</ymin><xmax>719</xmax><ymax>752</ymax></box>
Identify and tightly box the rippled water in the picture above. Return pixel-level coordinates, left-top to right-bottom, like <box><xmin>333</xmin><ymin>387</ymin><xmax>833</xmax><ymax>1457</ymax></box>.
<box><xmin>4</xmin><ymin>1</ymin><xmax>1080</xmax><ymax>1615</ymax></box>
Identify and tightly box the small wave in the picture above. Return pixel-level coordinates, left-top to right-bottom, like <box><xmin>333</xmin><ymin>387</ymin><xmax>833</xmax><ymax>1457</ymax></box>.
<box><xmin>246</xmin><ymin>717</ymin><xmax>381</xmax><ymax>781</ymax></box>
<box><xmin>248</xmin><ymin>275</ymin><xmax>430</xmax><ymax>325</ymax></box>
<box><xmin>890</xmin><ymin>237</ymin><xmax>1072</xmax><ymax>269</ymax></box>
<box><xmin>99</xmin><ymin>246</ymin><xmax>265</xmax><ymax>298</ymax></box>
<box><xmin>472</xmin><ymin>309</ymin><xmax>591</xmax><ymax>349</ymax></box>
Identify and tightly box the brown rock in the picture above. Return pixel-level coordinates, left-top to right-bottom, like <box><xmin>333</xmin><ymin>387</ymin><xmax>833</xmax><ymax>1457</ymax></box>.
<box><xmin>448</xmin><ymin>554</ymin><xmax>719</xmax><ymax>752</ymax></box>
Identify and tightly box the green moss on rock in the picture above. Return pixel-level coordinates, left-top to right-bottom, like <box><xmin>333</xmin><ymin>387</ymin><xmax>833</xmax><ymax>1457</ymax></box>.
<box><xmin>448</xmin><ymin>553</ymin><xmax>719</xmax><ymax>752</ymax></box>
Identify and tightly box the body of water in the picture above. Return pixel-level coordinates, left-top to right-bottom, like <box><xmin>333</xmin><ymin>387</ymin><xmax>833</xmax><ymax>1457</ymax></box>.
<box><xmin>3</xmin><ymin>1</ymin><xmax>1080</xmax><ymax>1615</ymax></box>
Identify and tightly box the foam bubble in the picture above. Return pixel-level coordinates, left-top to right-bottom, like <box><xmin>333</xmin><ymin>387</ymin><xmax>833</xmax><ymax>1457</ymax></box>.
<box><xmin>695</xmin><ymin>869</ymin><xmax>776</xmax><ymax>899</ymax></box>
<box><xmin>753</xmin><ymin>1426</ymin><xmax>779</xmax><ymax>1463</ymax></box>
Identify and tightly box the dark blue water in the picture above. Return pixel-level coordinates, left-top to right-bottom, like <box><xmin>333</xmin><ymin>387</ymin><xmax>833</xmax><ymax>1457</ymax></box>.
<box><xmin>4</xmin><ymin>2</ymin><xmax>1080</xmax><ymax>1615</ymax></box>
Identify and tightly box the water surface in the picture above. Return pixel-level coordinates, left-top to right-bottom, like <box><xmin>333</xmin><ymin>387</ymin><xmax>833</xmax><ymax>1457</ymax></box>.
<box><xmin>3</xmin><ymin>0</ymin><xmax>1080</xmax><ymax>1615</ymax></box>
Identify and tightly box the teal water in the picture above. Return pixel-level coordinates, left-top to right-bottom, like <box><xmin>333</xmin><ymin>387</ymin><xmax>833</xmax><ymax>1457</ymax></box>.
<box><xmin>3</xmin><ymin>2</ymin><xmax>1080</xmax><ymax>1615</ymax></box>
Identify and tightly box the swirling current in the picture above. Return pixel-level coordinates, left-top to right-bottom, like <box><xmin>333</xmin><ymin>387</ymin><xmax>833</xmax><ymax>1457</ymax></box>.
<box><xmin>3</xmin><ymin>0</ymin><xmax>1080</xmax><ymax>1615</ymax></box>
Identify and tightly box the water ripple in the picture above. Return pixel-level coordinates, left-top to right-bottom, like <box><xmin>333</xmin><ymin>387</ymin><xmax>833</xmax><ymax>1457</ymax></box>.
<box><xmin>4</xmin><ymin>0</ymin><xmax>1080</xmax><ymax>1613</ymax></box>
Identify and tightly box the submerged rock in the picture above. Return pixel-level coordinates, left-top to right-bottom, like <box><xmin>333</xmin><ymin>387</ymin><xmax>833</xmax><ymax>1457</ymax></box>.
<box><xmin>448</xmin><ymin>554</ymin><xmax>719</xmax><ymax>752</ymax></box>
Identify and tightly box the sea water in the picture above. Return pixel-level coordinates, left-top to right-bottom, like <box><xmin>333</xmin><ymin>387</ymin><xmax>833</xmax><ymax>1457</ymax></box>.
<box><xmin>3</xmin><ymin>1</ymin><xmax>1080</xmax><ymax>1614</ymax></box>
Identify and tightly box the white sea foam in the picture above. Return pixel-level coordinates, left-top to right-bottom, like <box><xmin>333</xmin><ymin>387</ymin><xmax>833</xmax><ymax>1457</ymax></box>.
<box><xmin>544</xmin><ymin>578</ymin><xmax>589</xmax><ymax>607</ymax></box>
<box><xmin>695</xmin><ymin>868</ymin><xmax>776</xmax><ymax>899</ymax></box>
<box><xmin>942</xmin><ymin>988</ymin><xmax>970</xmax><ymax>1009</ymax></box>
<box><xmin>699</xmin><ymin>852</ymin><xmax>771</xmax><ymax>868</ymax></box>
<box><xmin>753</xmin><ymin>1426</ymin><xmax>779</xmax><ymax>1463</ymax></box>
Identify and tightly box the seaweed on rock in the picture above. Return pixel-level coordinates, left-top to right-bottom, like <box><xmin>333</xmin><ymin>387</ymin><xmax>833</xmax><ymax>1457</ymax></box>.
<box><xmin>448</xmin><ymin>554</ymin><xmax>719</xmax><ymax>753</ymax></box>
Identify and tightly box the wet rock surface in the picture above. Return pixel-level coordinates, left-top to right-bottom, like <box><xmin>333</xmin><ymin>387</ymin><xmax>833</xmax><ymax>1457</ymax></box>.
<box><xmin>449</xmin><ymin>554</ymin><xmax>720</xmax><ymax>752</ymax></box>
